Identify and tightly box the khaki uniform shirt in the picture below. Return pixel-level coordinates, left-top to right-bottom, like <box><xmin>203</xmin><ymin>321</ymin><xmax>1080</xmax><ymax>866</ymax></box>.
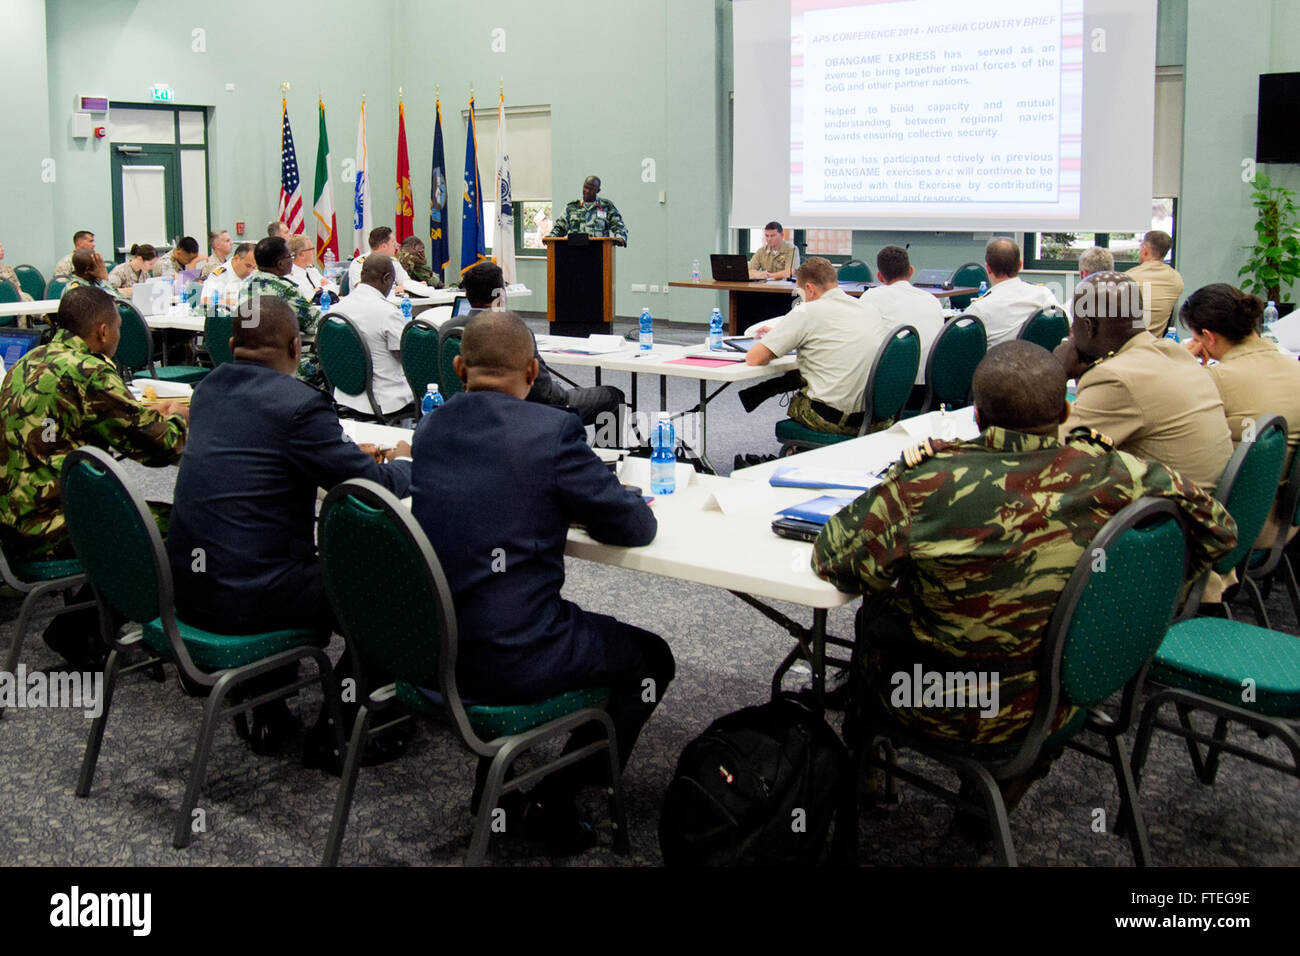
<box><xmin>1126</xmin><ymin>260</ymin><xmax>1184</xmax><ymax>335</ymax></box>
<box><xmin>1063</xmin><ymin>333</ymin><xmax>1233</xmax><ymax>492</ymax></box>
<box><xmin>748</xmin><ymin>241</ymin><xmax>798</xmax><ymax>276</ymax></box>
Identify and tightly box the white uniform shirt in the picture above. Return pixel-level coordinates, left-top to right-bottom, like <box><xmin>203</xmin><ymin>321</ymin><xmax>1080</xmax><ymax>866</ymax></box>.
<box><xmin>199</xmin><ymin>263</ymin><xmax>248</xmax><ymax>304</ymax></box>
<box><xmin>347</xmin><ymin>253</ymin><xmax>432</xmax><ymax>297</ymax></box>
<box><xmin>860</xmin><ymin>280</ymin><xmax>946</xmax><ymax>384</ymax></box>
<box><xmin>962</xmin><ymin>276</ymin><xmax>1062</xmax><ymax>348</ymax></box>
<box><xmin>758</xmin><ymin>287</ymin><xmax>889</xmax><ymax>415</ymax></box>
<box><xmin>332</xmin><ymin>283</ymin><xmax>413</xmax><ymax>414</ymax></box>
<box><xmin>289</xmin><ymin>263</ymin><xmax>326</xmax><ymax>301</ymax></box>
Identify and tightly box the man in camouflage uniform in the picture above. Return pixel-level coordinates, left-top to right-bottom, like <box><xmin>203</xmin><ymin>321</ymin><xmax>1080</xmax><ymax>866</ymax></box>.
<box><xmin>397</xmin><ymin>236</ymin><xmax>440</xmax><ymax>288</ymax></box>
<box><xmin>549</xmin><ymin>176</ymin><xmax>628</xmax><ymax>246</ymax></box>
<box><xmin>0</xmin><ymin>286</ymin><xmax>189</xmax><ymax>563</ymax></box>
<box><xmin>237</xmin><ymin>236</ymin><xmax>323</xmax><ymax>385</ymax></box>
<box><xmin>813</xmin><ymin>341</ymin><xmax>1235</xmax><ymax>757</ymax></box>
<box><xmin>66</xmin><ymin>250</ymin><xmax>121</xmax><ymax>296</ymax></box>
<box><xmin>0</xmin><ymin>241</ymin><xmax>36</xmax><ymax>324</ymax></box>
<box><xmin>52</xmin><ymin>230</ymin><xmax>96</xmax><ymax>278</ymax></box>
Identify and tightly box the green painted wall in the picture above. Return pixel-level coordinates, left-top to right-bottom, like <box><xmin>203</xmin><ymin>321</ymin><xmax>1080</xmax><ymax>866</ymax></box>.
<box><xmin>1</xmin><ymin>0</ymin><xmax>55</xmax><ymax>274</ymax></box>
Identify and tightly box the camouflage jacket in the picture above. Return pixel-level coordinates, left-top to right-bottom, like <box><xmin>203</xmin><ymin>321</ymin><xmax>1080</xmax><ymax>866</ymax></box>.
<box><xmin>0</xmin><ymin>264</ymin><xmax>32</xmax><ymax>302</ymax></box>
<box><xmin>396</xmin><ymin>249</ymin><xmax>440</xmax><ymax>287</ymax></box>
<box><xmin>52</xmin><ymin>253</ymin><xmax>75</xmax><ymax>278</ymax></box>
<box><xmin>812</xmin><ymin>425</ymin><xmax>1237</xmax><ymax>745</ymax></box>
<box><xmin>237</xmin><ymin>271</ymin><xmax>322</xmax><ymax>337</ymax></box>
<box><xmin>550</xmin><ymin>198</ymin><xmax>628</xmax><ymax>244</ymax></box>
<box><xmin>0</xmin><ymin>329</ymin><xmax>187</xmax><ymax>557</ymax></box>
<box><xmin>66</xmin><ymin>274</ymin><xmax>122</xmax><ymax>297</ymax></box>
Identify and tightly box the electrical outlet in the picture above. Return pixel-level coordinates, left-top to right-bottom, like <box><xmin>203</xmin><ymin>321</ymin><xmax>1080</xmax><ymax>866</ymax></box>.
<box><xmin>649</xmin><ymin>284</ymin><xmax>660</xmax><ymax>293</ymax></box>
<box><xmin>662</xmin><ymin>282</ymin><xmax>668</xmax><ymax>292</ymax></box>
<box><xmin>631</xmin><ymin>283</ymin><xmax>647</xmax><ymax>292</ymax></box>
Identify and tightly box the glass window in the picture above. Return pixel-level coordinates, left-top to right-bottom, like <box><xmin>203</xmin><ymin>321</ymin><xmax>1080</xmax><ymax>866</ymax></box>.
<box><xmin>519</xmin><ymin>200</ymin><xmax>552</xmax><ymax>251</ymax></box>
<box><xmin>804</xmin><ymin>229</ymin><xmax>853</xmax><ymax>256</ymax></box>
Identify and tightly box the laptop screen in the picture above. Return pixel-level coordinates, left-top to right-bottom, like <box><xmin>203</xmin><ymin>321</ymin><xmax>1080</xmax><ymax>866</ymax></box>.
<box><xmin>451</xmin><ymin>294</ymin><xmax>474</xmax><ymax>318</ymax></box>
<box><xmin>0</xmin><ymin>329</ymin><xmax>41</xmax><ymax>373</ymax></box>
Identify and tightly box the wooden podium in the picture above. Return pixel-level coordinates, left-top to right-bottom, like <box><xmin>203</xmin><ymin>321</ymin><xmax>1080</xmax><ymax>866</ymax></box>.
<box><xmin>544</xmin><ymin>235</ymin><xmax>616</xmax><ymax>335</ymax></box>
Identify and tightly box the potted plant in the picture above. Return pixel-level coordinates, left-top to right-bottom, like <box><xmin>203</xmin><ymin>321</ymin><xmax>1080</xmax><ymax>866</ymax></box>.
<box><xmin>1239</xmin><ymin>173</ymin><xmax>1300</xmax><ymax>315</ymax></box>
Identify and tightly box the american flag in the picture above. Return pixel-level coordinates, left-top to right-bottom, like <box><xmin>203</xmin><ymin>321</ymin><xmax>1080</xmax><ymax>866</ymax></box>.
<box><xmin>278</xmin><ymin>99</ymin><xmax>305</xmax><ymax>234</ymax></box>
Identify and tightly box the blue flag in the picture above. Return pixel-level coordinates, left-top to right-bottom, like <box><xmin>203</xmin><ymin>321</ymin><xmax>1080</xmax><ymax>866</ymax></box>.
<box><xmin>429</xmin><ymin>99</ymin><xmax>449</xmax><ymax>281</ymax></box>
<box><xmin>460</xmin><ymin>95</ymin><xmax>486</xmax><ymax>275</ymax></box>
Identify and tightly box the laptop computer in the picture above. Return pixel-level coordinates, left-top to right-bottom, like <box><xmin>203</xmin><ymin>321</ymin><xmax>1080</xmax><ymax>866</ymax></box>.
<box><xmin>451</xmin><ymin>294</ymin><xmax>474</xmax><ymax>318</ymax></box>
<box><xmin>913</xmin><ymin>268</ymin><xmax>954</xmax><ymax>289</ymax></box>
<box><xmin>710</xmin><ymin>253</ymin><xmax>762</xmax><ymax>282</ymax></box>
<box><xmin>0</xmin><ymin>328</ymin><xmax>43</xmax><ymax>374</ymax></box>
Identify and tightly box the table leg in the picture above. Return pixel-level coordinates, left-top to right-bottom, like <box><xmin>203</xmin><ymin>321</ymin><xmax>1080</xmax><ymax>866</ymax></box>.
<box><xmin>699</xmin><ymin>379</ymin><xmax>707</xmax><ymax>464</ymax></box>
<box><xmin>659</xmin><ymin>373</ymin><xmax>667</xmax><ymax>413</ymax></box>
<box><xmin>728</xmin><ymin>292</ymin><xmax>741</xmax><ymax>336</ymax></box>
<box><xmin>810</xmin><ymin>608</ymin><xmax>827</xmax><ymax>713</ymax></box>
<box><xmin>595</xmin><ymin>367</ymin><xmax>602</xmax><ymax>387</ymax></box>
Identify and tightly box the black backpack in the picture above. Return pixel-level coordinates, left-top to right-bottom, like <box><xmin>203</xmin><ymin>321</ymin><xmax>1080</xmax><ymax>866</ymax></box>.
<box><xmin>659</xmin><ymin>695</ymin><xmax>851</xmax><ymax>866</ymax></box>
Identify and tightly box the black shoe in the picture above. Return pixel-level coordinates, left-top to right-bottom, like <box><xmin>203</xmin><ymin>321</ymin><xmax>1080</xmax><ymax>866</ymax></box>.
<box><xmin>235</xmin><ymin>700</ymin><xmax>301</xmax><ymax>756</ymax></box>
<box><xmin>41</xmin><ymin>614</ymin><xmax>108</xmax><ymax>672</ymax></box>
<box><xmin>733</xmin><ymin>454</ymin><xmax>747</xmax><ymax>473</ymax></box>
<box><xmin>745</xmin><ymin>453</ymin><xmax>777</xmax><ymax>466</ymax></box>
<box><xmin>302</xmin><ymin>718</ymin><xmax>415</xmax><ymax>776</ymax></box>
<box><xmin>522</xmin><ymin>797</ymin><xmax>598</xmax><ymax>856</ymax></box>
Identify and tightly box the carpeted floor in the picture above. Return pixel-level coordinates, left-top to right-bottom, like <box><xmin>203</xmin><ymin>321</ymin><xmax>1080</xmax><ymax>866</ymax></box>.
<box><xmin>0</xmin><ymin>317</ymin><xmax>1295</xmax><ymax>867</ymax></box>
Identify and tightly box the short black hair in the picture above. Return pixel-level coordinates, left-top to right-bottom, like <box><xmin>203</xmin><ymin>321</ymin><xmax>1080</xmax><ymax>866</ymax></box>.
<box><xmin>1181</xmin><ymin>283</ymin><xmax>1263</xmax><ymax>342</ymax></box>
<box><xmin>233</xmin><ymin>242</ymin><xmax>255</xmax><ymax>258</ymax></box>
<box><xmin>254</xmin><ymin>236</ymin><xmax>289</xmax><ymax>270</ymax></box>
<box><xmin>461</xmin><ymin>261</ymin><xmax>504</xmax><ymax>309</ymax></box>
<box><xmin>764</xmin><ymin>221</ymin><xmax>783</xmax><ymax>233</ymax></box>
<box><xmin>460</xmin><ymin>310</ymin><xmax>534</xmax><ymax>375</ymax></box>
<box><xmin>71</xmin><ymin>249</ymin><xmax>97</xmax><ymax>278</ymax></box>
<box><xmin>876</xmin><ymin>245</ymin><xmax>910</xmax><ymax>282</ymax></box>
<box><xmin>56</xmin><ymin>286</ymin><xmax>117</xmax><ymax>339</ymax></box>
<box><xmin>985</xmin><ymin>238</ymin><xmax>1021</xmax><ymax>279</ymax></box>
<box><xmin>368</xmin><ymin>226</ymin><xmax>393</xmax><ymax>250</ymax></box>
<box><xmin>73</xmin><ymin>230</ymin><xmax>93</xmax><ymax>244</ymax></box>
<box><xmin>232</xmin><ymin>296</ymin><xmax>298</xmax><ymax>351</ymax></box>
<box><xmin>174</xmin><ymin>236</ymin><xmax>199</xmax><ymax>255</ymax></box>
<box><xmin>972</xmin><ymin>341</ymin><xmax>1067</xmax><ymax>433</ymax></box>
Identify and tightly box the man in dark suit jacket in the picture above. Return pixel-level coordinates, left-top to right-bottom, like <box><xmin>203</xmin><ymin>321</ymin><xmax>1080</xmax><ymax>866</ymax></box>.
<box><xmin>442</xmin><ymin>261</ymin><xmax>625</xmax><ymax>438</ymax></box>
<box><xmin>166</xmin><ymin>296</ymin><xmax>413</xmax><ymax>752</ymax></box>
<box><xmin>411</xmin><ymin>310</ymin><xmax>674</xmax><ymax>853</ymax></box>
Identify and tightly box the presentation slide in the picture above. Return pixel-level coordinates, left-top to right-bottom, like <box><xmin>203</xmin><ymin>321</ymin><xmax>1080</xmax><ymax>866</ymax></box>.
<box><xmin>793</xmin><ymin>0</ymin><xmax>1082</xmax><ymax>219</ymax></box>
<box><xmin>730</xmin><ymin>0</ymin><xmax>1158</xmax><ymax>233</ymax></box>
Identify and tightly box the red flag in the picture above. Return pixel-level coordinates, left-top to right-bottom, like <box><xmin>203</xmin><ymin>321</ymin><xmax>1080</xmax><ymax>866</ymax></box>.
<box><xmin>395</xmin><ymin>100</ymin><xmax>413</xmax><ymax>241</ymax></box>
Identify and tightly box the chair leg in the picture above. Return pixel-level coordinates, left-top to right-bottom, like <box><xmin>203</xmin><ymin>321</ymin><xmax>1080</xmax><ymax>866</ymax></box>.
<box><xmin>173</xmin><ymin>673</ymin><xmax>235</xmax><ymax>849</ymax></box>
<box><xmin>466</xmin><ymin>747</ymin><xmax>518</xmax><ymax>867</ymax></box>
<box><xmin>961</xmin><ymin>763</ymin><xmax>1017</xmax><ymax>866</ymax></box>
<box><xmin>0</xmin><ymin>582</ymin><xmax>93</xmax><ymax>719</ymax></box>
<box><xmin>321</xmin><ymin>703</ymin><xmax>374</xmax><ymax>867</ymax></box>
<box><xmin>75</xmin><ymin>646</ymin><xmax>124</xmax><ymax>797</ymax></box>
<box><xmin>600</xmin><ymin>713</ymin><xmax>630</xmax><ymax>856</ymax></box>
<box><xmin>1130</xmin><ymin>694</ymin><xmax>1165</xmax><ymax>791</ymax></box>
<box><xmin>1108</xmin><ymin>734</ymin><xmax>1151</xmax><ymax>867</ymax></box>
<box><xmin>1283</xmin><ymin>554</ymin><xmax>1300</xmax><ymax>624</ymax></box>
<box><xmin>1199</xmin><ymin>716</ymin><xmax>1231</xmax><ymax>785</ymax></box>
<box><xmin>1242</xmin><ymin>576</ymin><xmax>1271</xmax><ymax>630</ymax></box>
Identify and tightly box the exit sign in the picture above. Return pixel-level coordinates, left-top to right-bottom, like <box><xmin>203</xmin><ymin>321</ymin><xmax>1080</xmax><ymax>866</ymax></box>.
<box><xmin>151</xmin><ymin>85</ymin><xmax>174</xmax><ymax>103</ymax></box>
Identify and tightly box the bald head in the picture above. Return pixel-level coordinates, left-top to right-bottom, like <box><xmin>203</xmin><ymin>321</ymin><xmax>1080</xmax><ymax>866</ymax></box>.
<box><xmin>360</xmin><ymin>253</ymin><xmax>396</xmax><ymax>294</ymax></box>
<box><xmin>1070</xmin><ymin>271</ymin><xmax>1145</xmax><ymax>360</ymax></box>
<box><xmin>972</xmin><ymin>341</ymin><xmax>1070</xmax><ymax>435</ymax></box>
<box><xmin>232</xmin><ymin>296</ymin><xmax>301</xmax><ymax>374</ymax></box>
<box><xmin>453</xmin><ymin>310</ymin><xmax>538</xmax><ymax>397</ymax></box>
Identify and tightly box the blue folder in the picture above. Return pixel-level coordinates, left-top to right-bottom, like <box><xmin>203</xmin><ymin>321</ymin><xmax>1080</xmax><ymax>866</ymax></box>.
<box><xmin>775</xmin><ymin>494</ymin><xmax>857</xmax><ymax>525</ymax></box>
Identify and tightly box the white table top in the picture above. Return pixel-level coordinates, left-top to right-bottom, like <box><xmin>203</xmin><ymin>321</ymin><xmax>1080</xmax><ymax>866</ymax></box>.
<box><xmin>144</xmin><ymin>311</ymin><xmax>206</xmax><ymax>332</ymax></box>
<box><xmin>337</xmin><ymin>419</ymin><xmax>854</xmax><ymax>609</ymax></box>
<box><xmin>537</xmin><ymin>337</ymin><xmax>798</xmax><ymax>382</ymax></box>
<box><xmin>0</xmin><ymin>299</ymin><xmax>60</xmax><ymax>317</ymax></box>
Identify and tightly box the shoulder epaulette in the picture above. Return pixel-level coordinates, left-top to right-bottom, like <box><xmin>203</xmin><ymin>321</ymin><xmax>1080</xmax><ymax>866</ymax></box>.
<box><xmin>902</xmin><ymin>438</ymin><xmax>937</xmax><ymax>468</ymax></box>
<box><xmin>1066</xmin><ymin>426</ymin><xmax>1116</xmax><ymax>448</ymax></box>
<box><xmin>212</xmin><ymin>265</ymin><xmax>226</xmax><ymax>275</ymax></box>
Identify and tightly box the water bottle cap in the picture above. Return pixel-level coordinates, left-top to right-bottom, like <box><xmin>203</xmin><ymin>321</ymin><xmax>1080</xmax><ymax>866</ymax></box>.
<box><xmin>1269</xmin><ymin>301</ymin><xmax>1277</xmax><ymax>308</ymax></box>
<box><xmin>431</xmin><ymin>384</ymin><xmax>439</xmax><ymax>392</ymax></box>
<box><xmin>426</xmin><ymin>383</ymin><xmax>435</xmax><ymax>391</ymax></box>
<box><xmin>657</xmin><ymin>411</ymin><xmax>671</xmax><ymax>421</ymax></box>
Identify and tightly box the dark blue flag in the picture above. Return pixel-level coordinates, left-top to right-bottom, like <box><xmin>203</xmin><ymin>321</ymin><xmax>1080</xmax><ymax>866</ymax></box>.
<box><xmin>429</xmin><ymin>98</ymin><xmax>449</xmax><ymax>281</ymax></box>
<box><xmin>460</xmin><ymin>96</ymin><xmax>486</xmax><ymax>275</ymax></box>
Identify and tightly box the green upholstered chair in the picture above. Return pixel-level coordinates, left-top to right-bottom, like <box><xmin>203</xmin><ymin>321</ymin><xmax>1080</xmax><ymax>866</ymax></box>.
<box><xmin>1243</xmin><ymin>439</ymin><xmax>1300</xmax><ymax>627</ymax></box>
<box><xmin>0</xmin><ymin>544</ymin><xmax>92</xmax><ymax>718</ymax></box>
<box><xmin>1133</xmin><ymin>414</ymin><xmax>1300</xmax><ymax>802</ymax></box>
<box><xmin>318</xmin><ymin>311</ymin><xmax>387</xmax><ymax>423</ymax></box>
<box><xmin>338</xmin><ymin>270</ymin><xmax>351</xmax><ymax>297</ymax></box>
<box><xmin>856</xmin><ymin>497</ymin><xmax>1190</xmax><ymax>866</ymax></box>
<box><xmin>837</xmin><ymin>259</ymin><xmax>872</xmax><ymax>282</ymax></box>
<box><xmin>917</xmin><ymin>314</ymin><xmax>986</xmax><ymax>413</ymax></box>
<box><xmin>400</xmin><ymin>318</ymin><xmax>441</xmax><ymax>415</ymax></box>
<box><xmin>61</xmin><ymin>446</ymin><xmax>346</xmax><ymax>850</ymax></box>
<box><xmin>947</xmin><ymin>262</ymin><xmax>989</xmax><ymax>311</ymax></box>
<box><xmin>202</xmin><ymin>311</ymin><xmax>235</xmax><ymax>367</ymax></box>
<box><xmin>0</xmin><ymin>280</ymin><xmax>18</xmax><ymax>327</ymax></box>
<box><xmin>317</xmin><ymin>479</ymin><xmax>626</xmax><ymax>866</ymax></box>
<box><xmin>14</xmin><ymin>265</ymin><xmax>45</xmax><ymax>301</ymax></box>
<box><xmin>776</xmin><ymin>324</ymin><xmax>921</xmax><ymax>455</ymax></box>
<box><xmin>45</xmin><ymin>276</ymin><xmax>70</xmax><ymax>300</ymax></box>
<box><xmin>438</xmin><ymin>327</ymin><xmax>465</xmax><ymax>399</ymax></box>
<box><xmin>114</xmin><ymin>300</ymin><xmax>209</xmax><ymax>386</ymax></box>
<box><xmin>1017</xmin><ymin>308</ymin><xmax>1070</xmax><ymax>353</ymax></box>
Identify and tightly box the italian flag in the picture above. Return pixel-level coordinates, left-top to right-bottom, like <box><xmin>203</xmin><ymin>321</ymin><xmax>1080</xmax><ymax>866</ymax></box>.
<box><xmin>314</xmin><ymin>99</ymin><xmax>338</xmax><ymax>265</ymax></box>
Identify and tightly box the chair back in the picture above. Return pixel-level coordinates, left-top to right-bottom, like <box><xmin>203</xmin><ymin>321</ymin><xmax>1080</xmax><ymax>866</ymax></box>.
<box><xmin>14</xmin><ymin>265</ymin><xmax>45</xmax><ymax>301</ymax></box>
<box><xmin>339</xmin><ymin>271</ymin><xmax>351</xmax><ymax>297</ymax></box>
<box><xmin>1211</xmin><ymin>414</ymin><xmax>1288</xmax><ymax>576</ymax></box>
<box><xmin>400</xmin><ymin>319</ymin><xmax>441</xmax><ymax>407</ymax></box>
<box><xmin>439</xmin><ymin>328</ymin><xmax>465</xmax><ymax>398</ymax></box>
<box><xmin>947</xmin><ymin>262</ymin><xmax>989</xmax><ymax>310</ymax></box>
<box><xmin>861</xmin><ymin>325</ymin><xmax>920</xmax><ymax>432</ymax></box>
<box><xmin>318</xmin><ymin>312</ymin><xmax>372</xmax><ymax>399</ymax></box>
<box><xmin>318</xmin><ymin>480</ymin><xmax>483</xmax><ymax>746</ymax></box>
<box><xmin>1005</xmin><ymin>498</ymin><xmax>1189</xmax><ymax>773</ymax></box>
<box><xmin>837</xmin><ymin>259</ymin><xmax>871</xmax><ymax>282</ymax></box>
<box><xmin>46</xmin><ymin>276</ymin><xmax>71</xmax><ymax>300</ymax></box>
<box><xmin>0</xmin><ymin>279</ymin><xmax>19</xmax><ymax>304</ymax></box>
<box><xmin>1017</xmin><ymin>308</ymin><xmax>1069</xmax><ymax>352</ymax></box>
<box><xmin>203</xmin><ymin>311</ymin><xmax>235</xmax><ymax>367</ymax></box>
<box><xmin>113</xmin><ymin>300</ymin><xmax>155</xmax><ymax>375</ymax></box>
<box><xmin>922</xmin><ymin>314</ymin><xmax>985</xmax><ymax>410</ymax></box>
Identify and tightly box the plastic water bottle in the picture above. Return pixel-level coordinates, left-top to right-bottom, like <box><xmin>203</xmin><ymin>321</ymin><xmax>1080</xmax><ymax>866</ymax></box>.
<box><xmin>978</xmin><ymin>280</ymin><xmax>989</xmax><ymax>297</ymax></box>
<box><xmin>401</xmin><ymin>295</ymin><xmax>413</xmax><ymax>320</ymax></box>
<box><xmin>323</xmin><ymin>249</ymin><xmax>336</xmax><ymax>276</ymax></box>
<box><xmin>692</xmin><ymin>259</ymin><xmax>701</xmax><ymax>283</ymax></box>
<box><xmin>1164</xmin><ymin>324</ymin><xmax>1180</xmax><ymax>344</ymax></box>
<box><xmin>319</xmin><ymin>289</ymin><xmax>332</xmax><ymax>313</ymax></box>
<box><xmin>204</xmin><ymin>285</ymin><xmax>219</xmax><ymax>311</ymax></box>
<box><xmin>650</xmin><ymin>412</ymin><xmax>676</xmax><ymax>495</ymax></box>
<box><xmin>421</xmin><ymin>383</ymin><xmax>443</xmax><ymax>415</ymax></box>
<box><xmin>708</xmin><ymin>307</ymin><xmax>724</xmax><ymax>350</ymax></box>
<box><xmin>639</xmin><ymin>307</ymin><xmax>654</xmax><ymax>351</ymax></box>
<box><xmin>1264</xmin><ymin>300</ymin><xmax>1279</xmax><ymax>330</ymax></box>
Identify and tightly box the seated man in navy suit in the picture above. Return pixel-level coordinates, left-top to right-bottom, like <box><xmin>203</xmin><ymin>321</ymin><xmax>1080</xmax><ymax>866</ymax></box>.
<box><xmin>166</xmin><ymin>296</ymin><xmax>413</xmax><ymax>755</ymax></box>
<box><xmin>410</xmin><ymin>310</ymin><xmax>674</xmax><ymax>853</ymax></box>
